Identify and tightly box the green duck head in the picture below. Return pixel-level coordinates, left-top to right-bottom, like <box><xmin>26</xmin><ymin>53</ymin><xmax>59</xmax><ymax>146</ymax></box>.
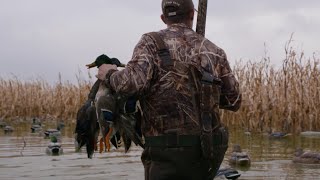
<box><xmin>86</xmin><ymin>54</ymin><xmax>125</xmax><ymax>69</ymax></box>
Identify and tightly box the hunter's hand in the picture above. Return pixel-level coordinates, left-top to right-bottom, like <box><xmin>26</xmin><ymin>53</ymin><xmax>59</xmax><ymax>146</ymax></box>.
<box><xmin>96</xmin><ymin>64</ymin><xmax>117</xmax><ymax>80</ymax></box>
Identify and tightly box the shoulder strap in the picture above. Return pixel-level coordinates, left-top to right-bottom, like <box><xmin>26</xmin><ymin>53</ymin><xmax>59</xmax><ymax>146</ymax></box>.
<box><xmin>146</xmin><ymin>32</ymin><xmax>173</xmax><ymax>68</ymax></box>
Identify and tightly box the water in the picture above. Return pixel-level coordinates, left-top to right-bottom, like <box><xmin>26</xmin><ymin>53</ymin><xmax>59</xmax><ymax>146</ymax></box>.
<box><xmin>0</xmin><ymin>125</ymin><xmax>319</xmax><ymax>180</ymax></box>
<box><xmin>227</xmin><ymin>127</ymin><xmax>320</xmax><ymax>180</ymax></box>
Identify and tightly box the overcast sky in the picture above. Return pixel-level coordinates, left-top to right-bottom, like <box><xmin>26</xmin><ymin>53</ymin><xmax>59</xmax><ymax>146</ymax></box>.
<box><xmin>0</xmin><ymin>0</ymin><xmax>319</xmax><ymax>83</ymax></box>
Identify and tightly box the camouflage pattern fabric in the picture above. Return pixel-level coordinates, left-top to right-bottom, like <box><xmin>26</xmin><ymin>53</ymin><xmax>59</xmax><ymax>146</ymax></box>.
<box><xmin>109</xmin><ymin>23</ymin><xmax>241</xmax><ymax>136</ymax></box>
<box><xmin>141</xmin><ymin>146</ymin><xmax>212</xmax><ymax>180</ymax></box>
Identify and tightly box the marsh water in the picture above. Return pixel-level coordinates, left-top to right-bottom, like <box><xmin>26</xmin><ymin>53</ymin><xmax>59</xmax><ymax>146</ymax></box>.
<box><xmin>0</xmin><ymin>124</ymin><xmax>319</xmax><ymax>180</ymax></box>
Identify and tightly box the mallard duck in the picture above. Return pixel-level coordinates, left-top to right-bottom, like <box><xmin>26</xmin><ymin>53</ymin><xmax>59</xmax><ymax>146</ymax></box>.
<box><xmin>86</xmin><ymin>54</ymin><xmax>125</xmax><ymax>69</ymax></box>
<box><xmin>74</xmin><ymin>100</ymin><xmax>123</xmax><ymax>158</ymax></box>
<box><xmin>4</xmin><ymin>125</ymin><xmax>14</xmax><ymax>134</ymax></box>
<box><xmin>215</xmin><ymin>167</ymin><xmax>241</xmax><ymax>180</ymax></box>
<box><xmin>46</xmin><ymin>136</ymin><xmax>63</xmax><ymax>156</ymax></box>
<box><xmin>75</xmin><ymin>101</ymin><xmax>100</xmax><ymax>158</ymax></box>
<box><xmin>293</xmin><ymin>148</ymin><xmax>320</xmax><ymax>164</ymax></box>
<box><xmin>96</xmin><ymin>93</ymin><xmax>144</xmax><ymax>153</ymax></box>
<box><xmin>84</xmin><ymin>54</ymin><xmax>124</xmax><ymax>154</ymax></box>
<box><xmin>74</xmin><ymin>55</ymin><xmax>142</xmax><ymax>158</ymax></box>
<box><xmin>229</xmin><ymin>144</ymin><xmax>251</xmax><ymax>166</ymax></box>
<box><xmin>88</xmin><ymin>55</ymin><xmax>142</xmax><ymax>152</ymax></box>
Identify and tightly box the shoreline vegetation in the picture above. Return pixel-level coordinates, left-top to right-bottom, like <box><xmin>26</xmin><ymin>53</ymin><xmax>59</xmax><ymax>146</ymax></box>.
<box><xmin>0</xmin><ymin>73</ymin><xmax>92</xmax><ymax>126</ymax></box>
<box><xmin>1</xmin><ymin>46</ymin><xmax>319</xmax><ymax>133</ymax></box>
<box><xmin>223</xmin><ymin>41</ymin><xmax>320</xmax><ymax>134</ymax></box>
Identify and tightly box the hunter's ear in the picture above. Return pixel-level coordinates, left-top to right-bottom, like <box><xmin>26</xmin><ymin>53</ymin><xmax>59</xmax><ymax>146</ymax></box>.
<box><xmin>161</xmin><ymin>14</ymin><xmax>167</xmax><ymax>24</ymax></box>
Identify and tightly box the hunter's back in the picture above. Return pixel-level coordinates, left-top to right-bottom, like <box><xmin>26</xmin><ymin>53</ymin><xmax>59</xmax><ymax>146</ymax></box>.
<box><xmin>142</xmin><ymin>23</ymin><xmax>226</xmax><ymax>136</ymax></box>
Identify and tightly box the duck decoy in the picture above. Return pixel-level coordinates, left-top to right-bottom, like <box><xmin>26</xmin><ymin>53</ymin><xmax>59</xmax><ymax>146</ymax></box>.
<box><xmin>57</xmin><ymin>121</ymin><xmax>65</xmax><ymax>130</ymax></box>
<box><xmin>0</xmin><ymin>120</ymin><xmax>7</xmax><ymax>128</ymax></box>
<box><xmin>293</xmin><ymin>148</ymin><xmax>320</xmax><ymax>164</ymax></box>
<box><xmin>31</xmin><ymin>124</ymin><xmax>42</xmax><ymax>133</ymax></box>
<box><xmin>215</xmin><ymin>167</ymin><xmax>241</xmax><ymax>180</ymax></box>
<box><xmin>269</xmin><ymin>132</ymin><xmax>290</xmax><ymax>138</ymax></box>
<box><xmin>46</xmin><ymin>136</ymin><xmax>63</xmax><ymax>156</ymax></box>
<box><xmin>31</xmin><ymin>118</ymin><xmax>41</xmax><ymax>125</ymax></box>
<box><xmin>4</xmin><ymin>126</ymin><xmax>14</xmax><ymax>134</ymax></box>
<box><xmin>44</xmin><ymin>128</ymin><xmax>61</xmax><ymax>139</ymax></box>
<box><xmin>229</xmin><ymin>144</ymin><xmax>251</xmax><ymax>166</ymax></box>
<box><xmin>300</xmin><ymin>131</ymin><xmax>320</xmax><ymax>138</ymax></box>
<box><xmin>31</xmin><ymin>118</ymin><xmax>42</xmax><ymax>133</ymax></box>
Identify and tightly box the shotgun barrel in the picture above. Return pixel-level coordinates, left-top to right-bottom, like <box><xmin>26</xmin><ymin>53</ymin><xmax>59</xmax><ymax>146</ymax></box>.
<box><xmin>196</xmin><ymin>0</ymin><xmax>208</xmax><ymax>37</ymax></box>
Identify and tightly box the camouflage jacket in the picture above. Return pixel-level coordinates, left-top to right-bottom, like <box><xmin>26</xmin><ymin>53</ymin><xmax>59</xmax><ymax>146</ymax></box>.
<box><xmin>109</xmin><ymin>23</ymin><xmax>241</xmax><ymax>136</ymax></box>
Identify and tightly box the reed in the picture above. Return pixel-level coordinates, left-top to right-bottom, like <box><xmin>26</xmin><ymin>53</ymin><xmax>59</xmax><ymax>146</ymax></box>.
<box><xmin>223</xmin><ymin>40</ymin><xmax>320</xmax><ymax>133</ymax></box>
<box><xmin>0</xmin><ymin>72</ymin><xmax>92</xmax><ymax>123</ymax></box>
<box><xmin>0</xmin><ymin>45</ymin><xmax>319</xmax><ymax>133</ymax></box>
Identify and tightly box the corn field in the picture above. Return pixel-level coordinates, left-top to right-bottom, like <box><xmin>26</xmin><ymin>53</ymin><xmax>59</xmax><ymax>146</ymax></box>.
<box><xmin>1</xmin><ymin>46</ymin><xmax>319</xmax><ymax>133</ymax></box>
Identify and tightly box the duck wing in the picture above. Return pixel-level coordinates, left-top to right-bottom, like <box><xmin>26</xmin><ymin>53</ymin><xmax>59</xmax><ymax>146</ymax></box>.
<box><xmin>114</xmin><ymin>113</ymin><xmax>144</xmax><ymax>152</ymax></box>
<box><xmin>75</xmin><ymin>101</ymin><xmax>99</xmax><ymax>159</ymax></box>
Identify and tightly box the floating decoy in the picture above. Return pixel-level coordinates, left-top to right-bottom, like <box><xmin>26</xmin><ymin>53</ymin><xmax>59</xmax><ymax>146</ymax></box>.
<box><xmin>31</xmin><ymin>118</ymin><xmax>42</xmax><ymax>133</ymax></box>
<box><xmin>215</xmin><ymin>167</ymin><xmax>241</xmax><ymax>180</ymax></box>
<box><xmin>269</xmin><ymin>132</ymin><xmax>290</xmax><ymax>138</ymax></box>
<box><xmin>57</xmin><ymin>121</ymin><xmax>65</xmax><ymax>130</ymax></box>
<box><xmin>293</xmin><ymin>148</ymin><xmax>320</xmax><ymax>164</ymax></box>
<box><xmin>44</xmin><ymin>128</ymin><xmax>61</xmax><ymax>139</ymax></box>
<box><xmin>0</xmin><ymin>120</ymin><xmax>6</xmax><ymax>128</ymax></box>
<box><xmin>300</xmin><ymin>131</ymin><xmax>320</xmax><ymax>138</ymax></box>
<box><xmin>31</xmin><ymin>124</ymin><xmax>42</xmax><ymax>133</ymax></box>
<box><xmin>46</xmin><ymin>136</ymin><xmax>63</xmax><ymax>156</ymax></box>
<box><xmin>229</xmin><ymin>144</ymin><xmax>251</xmax><ymax>166</ymax></box>
<box><xmin>4</xmin><ymin>126</ymin><xmax>14</xmax><ymax>134</ymax></box>
<box><xmin>31</xmin><ymin>118</ymin><xmax>41</xmax><ymax>125</ymax></box>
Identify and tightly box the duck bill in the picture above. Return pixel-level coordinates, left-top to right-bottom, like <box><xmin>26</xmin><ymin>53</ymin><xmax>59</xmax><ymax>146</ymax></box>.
<box><xmin>86</xmin><ymin>62</ymin><xmax>97</xmax><ymax>69</ymax></box>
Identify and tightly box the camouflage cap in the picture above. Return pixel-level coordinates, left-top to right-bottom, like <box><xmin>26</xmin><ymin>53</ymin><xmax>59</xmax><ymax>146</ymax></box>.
<box><xmin>162</xmin><ymin>0</ymin><xmax>194</xmax><ymax>17</ymax></box>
